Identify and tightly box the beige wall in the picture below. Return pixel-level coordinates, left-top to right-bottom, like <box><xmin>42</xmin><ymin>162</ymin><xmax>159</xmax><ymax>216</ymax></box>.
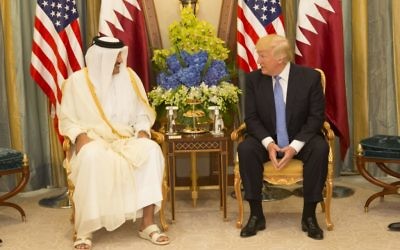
<box><xmin>153</xmin><ymin>0</ymin><xmax>223</xmax><ymax>48</ymax></box>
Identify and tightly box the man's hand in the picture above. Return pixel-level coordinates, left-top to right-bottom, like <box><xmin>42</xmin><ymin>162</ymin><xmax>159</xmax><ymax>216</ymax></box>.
<box><xmin>75</xmin><ymin>133</ymin><xmax>91</xmax><ymax>154</ymax></box>
<box><xmin>267</xmin><ymin>142</ymin><xmax>296</xmax><ymax>170</ymax></box>
<box><xmin>276</xmin><ymin>146</ymin><xmax>296</xmax><ymax>169</ymax></box>
<box><xmin>137</xmin><ymin>130</ymin><xmax>150</xmax><ymax>139</ymax></box>
<box><xmin>267</xmin><ymin>142</ymin><xmax>280</xmax><ymax>168</ymax></box>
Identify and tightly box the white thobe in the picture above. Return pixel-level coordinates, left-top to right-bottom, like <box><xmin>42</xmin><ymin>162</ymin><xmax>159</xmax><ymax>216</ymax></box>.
<box><xmin>59</xmin><ymin>67</ymin><xmax>164</xmax><ymax>237</ymax></box>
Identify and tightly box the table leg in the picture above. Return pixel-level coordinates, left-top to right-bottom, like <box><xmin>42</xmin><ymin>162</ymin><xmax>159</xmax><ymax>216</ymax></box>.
<box><xmin>169</xmin><ymin>154</ymin><xmax>176</xmax><ymax>222</ymax></box>
<box><xmin>218</xmin><ymin>153</ymin><xmax>223</xmax><ymax>209</ymax></box>
<box><xmin>356</xmin><ymin>155</ymin><xmax>400</xmax><ymax>212</ymax></box>
<box><xmin>190</xmin><ymin>152</ymin><xmax>198</xmax><ymax>207</ymax></box>
<box><xmin>221</xmin><ymin>147</ymin><xmax>227</xmax><ymax>220</ymax></box>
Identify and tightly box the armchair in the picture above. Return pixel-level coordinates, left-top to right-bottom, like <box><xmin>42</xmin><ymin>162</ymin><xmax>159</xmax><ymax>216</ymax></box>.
<box><xmin>231</xmin><ymin>69</ymin><xmax>334</xmax><ymax>231</ymax></box>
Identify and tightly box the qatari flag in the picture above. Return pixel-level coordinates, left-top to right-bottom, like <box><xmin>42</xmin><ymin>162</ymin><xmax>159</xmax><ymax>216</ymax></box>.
<box><xmin>98</xmin><ymin>0</ymin><xmax>150</xmax><ymax>91</ymax></box>
<box><xmin>295</xmin><ymin>0</ymin><xmax>350</xmax><ymax>159</ymax></box>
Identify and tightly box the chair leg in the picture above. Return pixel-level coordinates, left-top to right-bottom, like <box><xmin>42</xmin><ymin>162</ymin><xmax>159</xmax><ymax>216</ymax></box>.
<box><xmin>324</xmin><ymin>178</ymin><xmax>334</xmax><ymax>231</ymax></box>
<box><xmin>160</xmin><ymin>174</ymin><xmax>169</xmax><ymax>231</ymax></box>
<box><xmin>234</xmin><ymin>169</ymin><xmax>244</xmax><ymax>228</ymax></box>
<box><xmin>320</xmin><ymin>199</ymin><xmax>326</xmax><ymax>212</ymax></box>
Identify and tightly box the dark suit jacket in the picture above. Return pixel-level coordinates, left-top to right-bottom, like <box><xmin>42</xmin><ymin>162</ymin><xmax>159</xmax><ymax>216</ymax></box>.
<box><xmin>244</xmin><ymin>63</ymin><xmax>325</xmax><ymax>145</ymax></box>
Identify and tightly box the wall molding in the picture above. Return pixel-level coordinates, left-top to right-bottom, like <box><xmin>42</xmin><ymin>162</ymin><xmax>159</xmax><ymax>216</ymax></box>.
<box><xmin>217</xmin><ymin>0</ymin><xmax>237</xmax><ymax>62</ymax></box>
<box><xmin>141</xmin><ymin>0</ymin><xmax>163</xmax><ymax>50</ymax></box>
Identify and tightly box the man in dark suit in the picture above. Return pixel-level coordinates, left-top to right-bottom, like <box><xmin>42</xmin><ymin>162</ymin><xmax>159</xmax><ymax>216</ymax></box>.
<box><xmin>238</xmin><ymin>35</ymin><xmax>328</xmax><ymax>240</ymax></box>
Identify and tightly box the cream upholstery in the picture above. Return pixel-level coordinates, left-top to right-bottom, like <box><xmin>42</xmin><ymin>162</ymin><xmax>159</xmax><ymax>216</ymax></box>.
<box><xmin>231</xmin><ymin>69</ymin><xmax>334</xmax><ymax>231</ymax></box>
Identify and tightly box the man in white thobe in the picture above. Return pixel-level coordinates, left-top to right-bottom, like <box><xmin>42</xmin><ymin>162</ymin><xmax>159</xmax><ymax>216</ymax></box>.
<box><xmin>59</xmin><ymin>36</ymin><xmax>169</xmax><ymax>249</ymax></box>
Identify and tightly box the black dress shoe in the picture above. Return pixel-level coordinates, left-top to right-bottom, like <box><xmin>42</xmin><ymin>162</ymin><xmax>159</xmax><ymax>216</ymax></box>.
<box><xmin>388</xmin><ymin>222</ymin><xmax>400</xmax><ymax>231</ymax></box>
<box><xmin>301</xmin><ymin>217</ymin><xmax>324</xmax><ymax>240</ymax></box>
<box><xmin>240</xmin><ymin>215</ymin><xmax>266</xmax><ymax>237</ymax></box>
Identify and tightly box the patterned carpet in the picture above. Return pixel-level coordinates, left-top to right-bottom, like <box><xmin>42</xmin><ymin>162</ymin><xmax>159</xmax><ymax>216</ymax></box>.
<box><xmin>1</xmin><ymin>175</ymin><xmax>399</xmax><ymax>250</ymax></box>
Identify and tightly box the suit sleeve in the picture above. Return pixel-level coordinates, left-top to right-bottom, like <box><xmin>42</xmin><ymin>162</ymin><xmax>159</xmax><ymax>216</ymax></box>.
<box><xmin>293</xmin><ymin>70</ymin><xmax>325</xmax><ymax>143</ymax></box>
<box><xmin>244</xmin><ymin>72</ymin><xmax>273</xmax><ymax>142</ymax></box>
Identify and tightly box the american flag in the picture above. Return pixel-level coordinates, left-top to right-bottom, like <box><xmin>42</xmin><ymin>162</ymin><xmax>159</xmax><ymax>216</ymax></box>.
<box><xmin>98</xmin><ymin>0</ymin><xmax>151</xmax><ymax>91</ymax></box>
<box><xmin>30</xmin><ymin>0</ymin><xmax>84</xmax><ymax>117</ymax></box>
<box><xmin>237</xmin><ymin>0</ymin><xmax>285</xmax><ymax>73</ymax></box>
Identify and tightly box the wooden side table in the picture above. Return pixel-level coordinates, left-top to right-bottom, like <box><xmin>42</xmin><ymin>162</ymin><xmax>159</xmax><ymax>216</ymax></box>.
<box><xmin>356</xmin><ymin>144</ymin><xmax>400</xmax><ymax>212</ymax></box>
<box><xmin>165</xmin><ymin>133</ymin><xmax>229</xmax><ymax>222</ymax></box>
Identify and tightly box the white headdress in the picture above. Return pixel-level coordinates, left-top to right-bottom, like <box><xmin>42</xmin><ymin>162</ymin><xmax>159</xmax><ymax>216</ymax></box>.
<box><xmin>85</xmin><ymin>36</ymin><xmax>128</xmax><ymax>102</ymax></box>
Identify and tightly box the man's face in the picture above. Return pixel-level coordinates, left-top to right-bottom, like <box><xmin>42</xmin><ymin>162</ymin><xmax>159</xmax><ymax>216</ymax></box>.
<box><xmin>112</xmin><ymin>52</ymin><xmax>123</xmax><ymax>75</ymax></box>
<box><xmin>256</xmin><ymin>49</ymin><xmax>280</xmax><ymax>76</ymax></box>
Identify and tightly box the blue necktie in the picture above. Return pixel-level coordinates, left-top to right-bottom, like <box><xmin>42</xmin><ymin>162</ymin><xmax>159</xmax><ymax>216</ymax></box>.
<box><xmin>274</xmin><ymin>76</ymin><xmax>289</xmax><ymax>148</ymax></box>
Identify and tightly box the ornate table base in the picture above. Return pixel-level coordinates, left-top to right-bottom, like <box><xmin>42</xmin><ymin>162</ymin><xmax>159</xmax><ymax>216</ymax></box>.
<box><xmin>166</xmin><ymin>133</ymin><xmax>229</xmax><ymax>222</ymax></box>
<box><xmin>356</xmin><ymin>146</ymin><xmax>400</xmax><ymax>212</ymax></box>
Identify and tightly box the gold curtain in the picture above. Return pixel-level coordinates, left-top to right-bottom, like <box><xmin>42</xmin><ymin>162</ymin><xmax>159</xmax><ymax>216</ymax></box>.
<box><xmin>351</xmin><ymin>0</ymin><xmax>369</xmax><ymax>151</ymax></box>
<box><xmin>393</xmin><ymin>0</ymin><xmax>400</xmax><ymax>135</ymax></box>
<box><xmin>0</xmin><ymin>0</ymin><xmax>22</xmax><ymax>151</ymax></box>
<box><xmin>281</xmin><ymin>0</ymin><xmax>297</xmax><ymax>54</ymax></box>
<box><xmin>85</xmin><ymin>0</ymin><xmax>101</xmax><ymax>48</ymax></box>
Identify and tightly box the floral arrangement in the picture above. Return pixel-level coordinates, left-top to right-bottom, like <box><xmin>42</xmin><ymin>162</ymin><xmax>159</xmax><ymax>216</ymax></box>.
<box><xmin>149</xmin><ymin>81</ymin><xmax>241</xmax><ymax>114</ymax></box>
<box><xmin>148</xmin><ymin>7</ymin><xmax>241</xmax><ymax>127</ymax></box>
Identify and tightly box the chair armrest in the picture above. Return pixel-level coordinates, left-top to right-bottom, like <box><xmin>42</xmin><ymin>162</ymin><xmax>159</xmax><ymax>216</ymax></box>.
<box><xmin>151</xmin><ymin>129</ymin><xmax>165</xmax><ymax>145</ymax></box>
<box><xmin>63</xmin><ymin>137</ymin><xmax>74</xmax><ymax>162</ymax></box>
<box><xmin>322</xmin><ymin>120</ymin><xmax>335</xmax><ymax>168</ymax></box>
<box><xmin>322</xmin><ymin>121</ymin><xmax>335</xmax><ymax>142</ymax></box>
<box><xmin>231</xmin><ymin>122</ymin><xmax>334</xmax><ymax>144</ymax></box>
<box><xmin>231</xmin><ymin>123</ymin><xmax>247</xmax><ymax>142</ymax></box>
<box><xmin>63</xmin><ymin>137</ymin><xmax>71</xmax><ymax>151</ymax></box>
<box><xmin>64</xmin><ymin>132</ymin><xmax>164</xmax><ymax>153</ymax></box>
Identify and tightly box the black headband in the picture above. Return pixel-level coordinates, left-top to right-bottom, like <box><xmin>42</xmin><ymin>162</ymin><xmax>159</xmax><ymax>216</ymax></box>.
<box><xmin>92</xmin><ymin>36</ymin><xmax>125</xmax><ymax>49</ymax></box>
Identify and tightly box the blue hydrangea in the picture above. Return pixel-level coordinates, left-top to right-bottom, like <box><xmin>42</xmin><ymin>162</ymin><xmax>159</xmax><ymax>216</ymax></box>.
<box><xmin>166</xmin><ymin>54</ymin><xmax>182</xmax><ymax>74</ymax></box>
<box><xmin>203</xmin><ymin>60</ymin><xmax>229</xmax><ymax>86</ymax></box>
<box><xmin>157</xmin><ymin>72</ymin><xmax>180</xmax><ymax>90</ymax></box>
<box><xmin>156</xmin><ymin>50</ymin><xmax>228</xmax><ymax>89</ymax></box>
<box><xmin>177</xmin><ymin>66</ymin><xmax>201</xmax><ymax>87</ymax></box>
<box><xmin>179</xmin><ymin>50</ymin><xmax>192</xmax><ymax>66</ymax></box>
<box><xmin>186</xmin><ymin>51</ymin><xmax>208</xmax><ymax>72</ymax></box>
